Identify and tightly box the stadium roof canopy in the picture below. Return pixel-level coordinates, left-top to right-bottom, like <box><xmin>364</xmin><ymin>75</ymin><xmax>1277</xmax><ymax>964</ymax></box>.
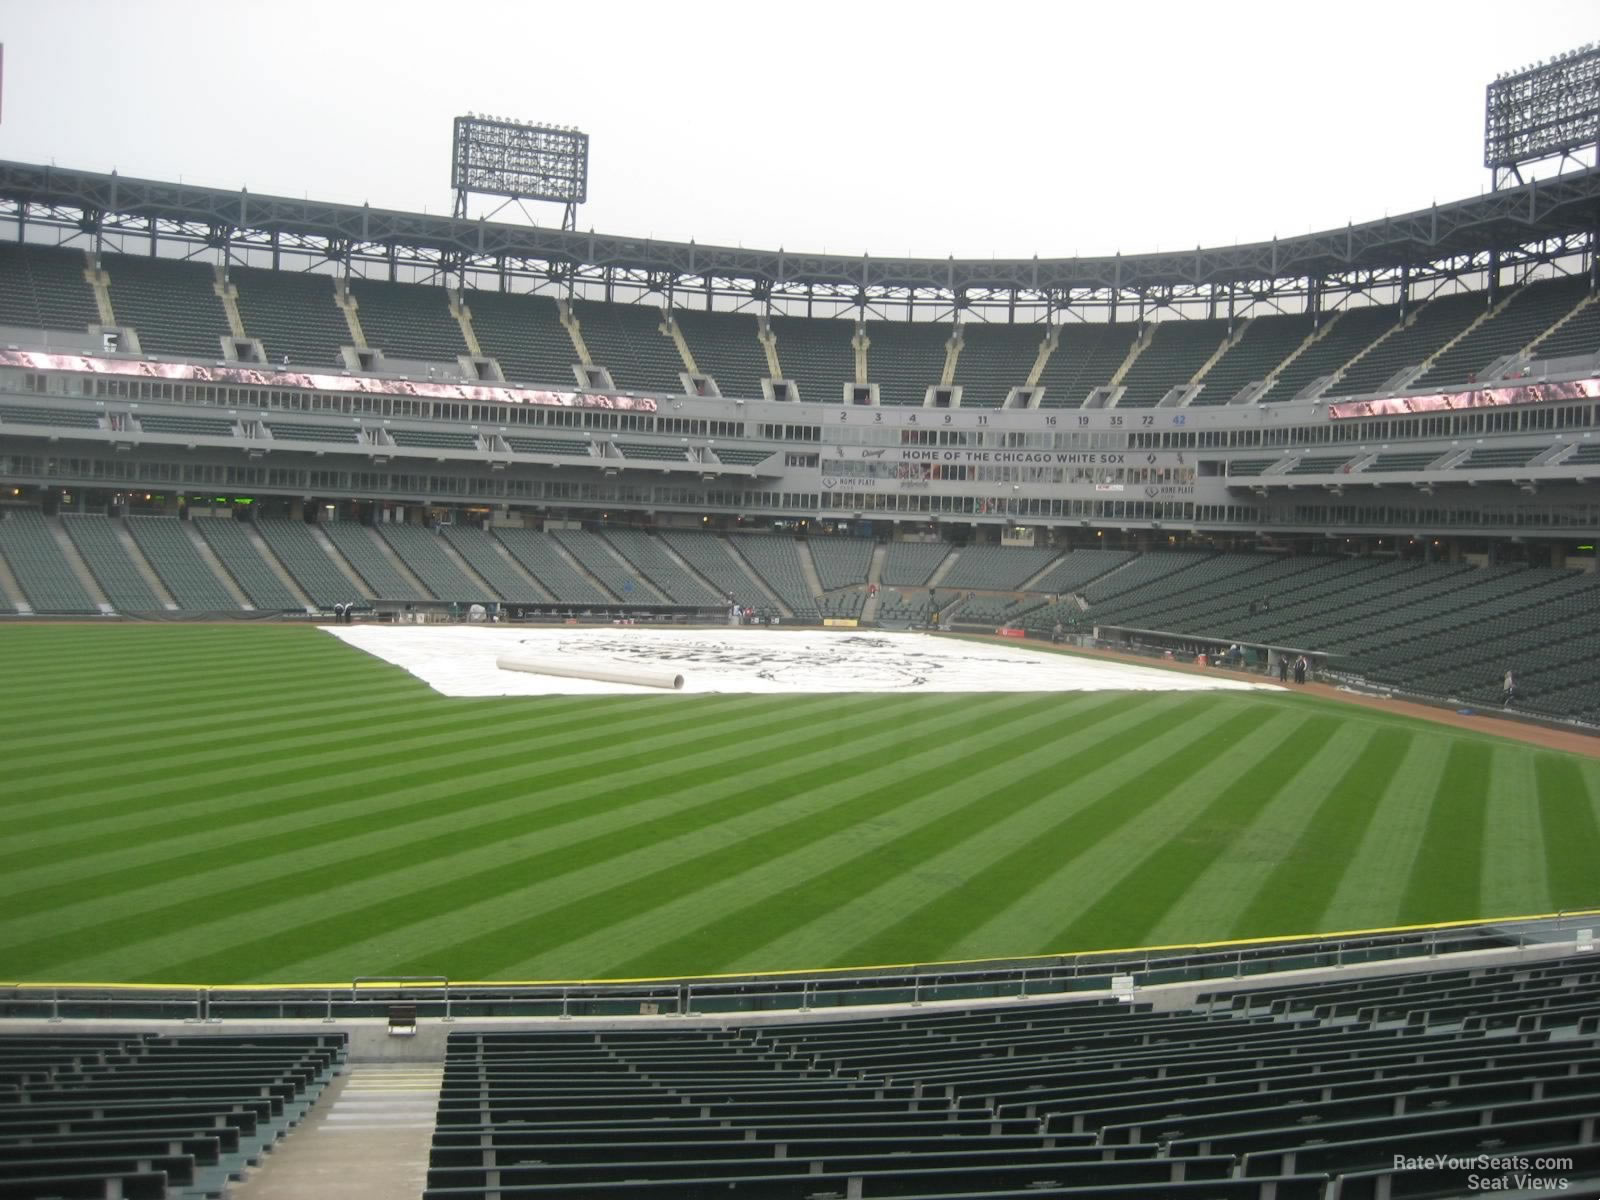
<box><xmin>2</xmin><ymin>159</ymin><xmax>1598</xmax><ymax>315</ymax></box>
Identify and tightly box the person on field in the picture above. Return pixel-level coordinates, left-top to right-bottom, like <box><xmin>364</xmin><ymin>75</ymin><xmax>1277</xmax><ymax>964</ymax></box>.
<box><xmin>1503</xmin><ymin>670</ymin><xmax>1516</xmax><ymax>707</ymax></box>
<box><xmin>1277</xmin><ymin>654</ymin><xmax>1289</xmax><ymax>684</ymax></box>
<box><xmin>1293</xmin><ymin>655</ymin><xmax>1307</xmax><ymax>685</ymax></box>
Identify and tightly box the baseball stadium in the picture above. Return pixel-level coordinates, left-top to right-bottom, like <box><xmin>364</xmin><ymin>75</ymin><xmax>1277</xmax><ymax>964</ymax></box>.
<box><xmin>4</xmin><ymin>18</ymin><xmax>1600</xmax><ymax>1200</ymax></box>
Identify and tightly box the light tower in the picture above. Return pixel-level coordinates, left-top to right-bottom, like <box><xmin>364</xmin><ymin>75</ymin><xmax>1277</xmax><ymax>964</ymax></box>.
<box><xmin>1484</xmin><ymin>43</ymin><xmax>1600</xmax><ymax>189</ymax></box>
<box><xmin>450</xmin><ymin>115</ymin><xmax>590</xmax><ymax>229</ymax></box>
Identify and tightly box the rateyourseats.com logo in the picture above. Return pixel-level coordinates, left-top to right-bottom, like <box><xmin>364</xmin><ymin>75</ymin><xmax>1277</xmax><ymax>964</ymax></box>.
<box><xmin>1394</xmin><ymin>1154</ymin><xmax>1575</xmax><ymax>1192</ymax></box>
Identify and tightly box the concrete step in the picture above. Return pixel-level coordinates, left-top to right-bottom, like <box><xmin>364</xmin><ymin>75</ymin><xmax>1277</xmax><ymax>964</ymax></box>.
<box><xmin>795</xmin><ymin>539</ymin><xmax>825</xmax><ymax>600</ymax></box>
<box><xmin>862</xmin><ymin>542</ymin><xmax>888</xmax><ymax>622</ymax></box>
<box><xmin>229</xmin><ymin>1063</ymin><xmax>441</xmax><ymax>1200</ymax></box>
<box><xmin>926</xmin><ymin>549</ymin><xmax>959</xmax><ymax>589</ymax></box>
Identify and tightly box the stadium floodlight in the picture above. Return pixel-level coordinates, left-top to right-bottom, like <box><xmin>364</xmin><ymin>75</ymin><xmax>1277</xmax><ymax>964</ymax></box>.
<box><xmin>1484</xmin><ymin>43</ymin><xmax>1600</xmax><ymax>188</ymax></box>
<box><xmin>451</xmin><ymin>115</ymin><xmax>589</xmax><ymax>228</ymax></box>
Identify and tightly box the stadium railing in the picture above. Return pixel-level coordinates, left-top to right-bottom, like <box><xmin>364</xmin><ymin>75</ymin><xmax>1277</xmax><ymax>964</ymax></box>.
<box><xmin>5</xmin><ymin>909</ymin><xmax>1593</xmax><ymax>1023</ymax></box>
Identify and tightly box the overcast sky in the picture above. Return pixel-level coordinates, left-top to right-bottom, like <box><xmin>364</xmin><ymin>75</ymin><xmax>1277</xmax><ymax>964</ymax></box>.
<box><xmin>4</xmin><ymin>1</ymin><xmax>1595</xmax><ymax>260</ymax></box>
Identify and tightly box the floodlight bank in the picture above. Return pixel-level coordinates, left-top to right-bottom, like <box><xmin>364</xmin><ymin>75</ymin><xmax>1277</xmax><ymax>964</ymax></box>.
<box><xmin>496</xmin><ymin>649</ymin><xmax>685</xmax><ymax>690</ymax></box>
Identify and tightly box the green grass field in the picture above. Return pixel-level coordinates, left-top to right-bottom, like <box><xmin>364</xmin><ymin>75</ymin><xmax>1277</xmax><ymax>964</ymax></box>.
<box><xmin>3</xmin><ymin>624</ymin><xmax>1598</xmax><ymax>986</ymax></box>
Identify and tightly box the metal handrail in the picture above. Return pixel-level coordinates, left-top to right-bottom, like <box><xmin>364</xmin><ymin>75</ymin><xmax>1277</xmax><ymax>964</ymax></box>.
<box><xmin>9</xmin><ymin>911</ymin><xmax>1595</xmax><ymax>1024</ymax></box>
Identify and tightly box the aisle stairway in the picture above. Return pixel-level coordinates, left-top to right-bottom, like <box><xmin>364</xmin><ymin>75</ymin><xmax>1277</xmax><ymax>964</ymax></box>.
<box><xmin>232</xmin><ymin>1063</ymin><xmax>441</xmax><ymax>1200</ymax></box>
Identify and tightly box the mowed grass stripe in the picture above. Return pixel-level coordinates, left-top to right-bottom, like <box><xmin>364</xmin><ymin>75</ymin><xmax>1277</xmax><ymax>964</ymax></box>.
<box><xmin>9</xmin><ymin>642</ymin><xmax>368</xmax><ymax>685</ymax></box>
<box><xmin>0</xmin><ymin>623</ymin><xmax>378</xmax><ymax>667</ymax></box>
<box><xmin>0</xmin><ymin>693</ymin><xmax>874</xmax><ymax>912</ymax></box>
<box><xmin>0</xmin><ymin>691</ymin><xmax>801</xmax><ymax>860</ymax></box>
<box><xmin>7</xmin><ymin>661</ymin><xmax>432</xmax><ymax>741</ymax></box>
<box><xmin>1</xmin><ymin>695</ymin><xmax>761</xmax><ymax>861</ymax></box>
<box><xmin>7</xmin><ymin>622</ymin><xmax>1599</xmax><ymax>985</ymax></box>
<box><xmin>0</xmin><ymin>629</ymin><xmax>429</xmax><ymax>740</ymax></box>
<box><xmin>0</xmin><ymin>695</ymin><xmax>846</xmax><ymax>919</ymax></box>
<box><xmin>1536</xmin><ymin>755</ymin><xmax>1600</xmax><ymax>909</ymax></box>
<box><xmin>2</xmin><ymin>694</ymin><xmax>643</xmax><ymax>785</ymax></box>
<box><xmin>1398</xmin><ymin>740</ymin><xmax>1493</xmax><ymax>925</ymax></box>
<box><xmin>5</xmin><ymin>673</ymin><xmax>425</xmax><ymax>746</ymax></box>
<box><xmin>595</xmin><ymin>694</ymin><xmax>1191</xmax><ymax>978</ymax></box>
<box><xmin>734</xmin><ymin>699</ymin><xmax>1269</xmax><ymax>975</ymax></box>
<box><xmin>836</xmin><ymin>702</ymin><xmax>1279</xmax><ymax>967</ymax></box>
<box><xmin>1045</xmin><ymin>713</ymin><xmax>1341</xmax><ymax>953</ymax></box>
<box><xmin>1231</xmin><ymin>729</ymin><xmax>1411</xmax><ymax>937</ymax></box>
<box><xmin>4</xmin><ymin>691</ymin><xmax>707</xmax><ymax>812</ymax></box>
<box><xmin>0</xmin><ymin>631</ymin><xmax>320</xmax><ymax>677</ymax></box>
<box><xmin>4</xmin><ymin>635</ymin><xmax>416</xmax><ymax>703</ymax></box>
<box><xmin>3</xmin><ymin>693</ymin><xmax>925</xmax><ymax>974</ymax></box>
<box><xmin>376</xmin><ymin>694</ymin><xmax>1123</xmax><ymax>980</ymax></box>
<box><xmin>1135</xmin><ymin>721</ymin><xmax>1375</xmax><ymax>949</ymax></box>
<box><xmin>92</xmin><ymin>691</ymin><xmax>1032</xmax><ymax>982</ymax></box>
<box><xmin>4</xmin><ymin>668</ymin><xmax>430</xmax><ymax>749</ymax></box>
<box><xmin>0</xmin><ymin>695</ymin><xmax>899</xmax><ymax>964</ymax></box>
<box><xmin>0</xmin><ymin>691</ymin><xmax>877</xmax><ymax>924</ymax></box>
<box><xmin>331</xmin><ymin>695</ymin><xmax>1148</xmax><ymax>980</ymax></box>
<box><xmin>1479</xmin><ymin>750</ymin><xmax>1548</xmax><ymax>918</ymax></box>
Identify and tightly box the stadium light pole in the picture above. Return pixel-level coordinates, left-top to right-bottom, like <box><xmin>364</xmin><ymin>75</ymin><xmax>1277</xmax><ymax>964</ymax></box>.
<box><xmin>450</xmin><ymin>115</ymin><xmax>589</xmax><ymax>229</ymax></box>
<box><xmin>1484</xmin><ymin>43</ymin><xmax>1600</xmax><ymax>189</ymax></box>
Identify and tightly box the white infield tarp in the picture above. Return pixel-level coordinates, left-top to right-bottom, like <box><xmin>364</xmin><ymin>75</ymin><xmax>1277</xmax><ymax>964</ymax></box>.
<box><xmin>322</xmin><ymin>625</ymin><xmax>1283</xmax><ymax>698</ymax></box>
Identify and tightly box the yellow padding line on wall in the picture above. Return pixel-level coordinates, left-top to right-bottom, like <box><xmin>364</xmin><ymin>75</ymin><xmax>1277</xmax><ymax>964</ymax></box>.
<box><xmin>6</xmin><ymin>905</ymin><xmax>1599</xmax><ymax>994</ymax></box>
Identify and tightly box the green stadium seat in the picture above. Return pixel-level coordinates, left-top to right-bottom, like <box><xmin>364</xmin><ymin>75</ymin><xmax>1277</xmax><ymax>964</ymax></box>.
<box><xmin>102</xmin><ymin>254</ymin><xmax>231</xmax><ymax>360</ymax></box>
<box><xmin>231</xmin><ymin>267</ymin><xmax>350</xmax><ymax>368</ymax></box>
<box><xmin>0</xmin><ymin>244</ymin><xmax>99</xmax><ymax>334</ymax></box>
<box><xmin>438</xmin><ymin>525</ymin><xmax>548</xmax><ymax>603</ymax></box>
<box><xmin>60</xmin><ymin>514</ymin><xmax>162</xmax><ymax>611</ymax></box>
<box><xmin>673</xmin><ymin>309</ymin><xmax>768</xmax><ymax>401</ymax></box>
<box><xmin>194</xmin><ymin>518</ymin><xmax>304</xmax><ymax>609</ymax></box>
<box><xmin>0</xmin><ymin>510</ymin><xmax>98</xmax><ymax>613</ymax></box>
<box><xmin>321</xmin><ymin>522</ymin><xmax>428</xmax><ymax>600</ymax></box>
<box><xmin>570</xmin><ymin>300</ymin><xmax>684</xmax><ymax>394</ymax></box>
<box><xmin>461</xmin><ymin>291</ymin><xmax>579</xmax><ymax>389</ymax></box>
<box><xmin>347</xmin><ymin>278</ymin><xmax>467</xmax><ymax>364</ymax></box>
<box><xmin>126</xmin><ymin>516</ymin><xmax>242</xmax><ymax>610</ymax></box>
<box><xmin>1035</xmin><ymin>323</ymin><xmax>1141</xmax><ymax>409</ymax></box>
<box><xmin>492</xmin><ymin>528</ymin><xmax>611</xmax><ymax>604</ymax></box>
<box><xmin>769</xmin><ymin>315</ymin><xmax>854</xmax><ymax>405</ymax></box>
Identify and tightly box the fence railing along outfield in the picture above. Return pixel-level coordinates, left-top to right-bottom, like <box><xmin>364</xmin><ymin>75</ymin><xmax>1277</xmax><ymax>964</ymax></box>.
<box><xmin>5</xmin><ymin>910</ymin><xmax>1597</xmax><ymax>1023</ymax></box>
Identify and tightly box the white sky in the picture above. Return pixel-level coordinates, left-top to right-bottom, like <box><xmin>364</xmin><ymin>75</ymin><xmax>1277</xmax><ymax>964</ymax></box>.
<box><xmin>3</xmin><ymin>1</ymin><xmax>1595</xmax><ymax>260</ymax></box>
